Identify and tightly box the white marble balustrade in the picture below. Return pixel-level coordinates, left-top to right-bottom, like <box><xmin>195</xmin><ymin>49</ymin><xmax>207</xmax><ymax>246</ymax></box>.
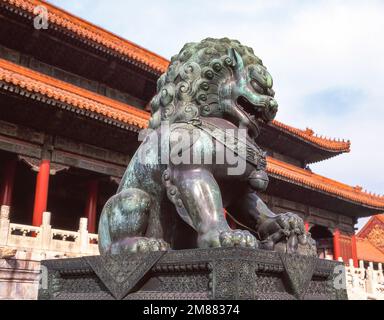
<box><xmin>0</xmin><ymin>205</ymin><xmax>99</xmax><ymax>258</ymax></box>
<box><xmin>343</xmin><ymin>258</ymin><xmax>384</xmax><ymax>300</ymax></box>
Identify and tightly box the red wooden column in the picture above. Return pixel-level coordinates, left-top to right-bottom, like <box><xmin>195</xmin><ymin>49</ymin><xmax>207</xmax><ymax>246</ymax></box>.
<box><xmin>333</xmin><ymin>228</ymin><xmax>341</xmax><ymax>261</ymax></box>
<box><xmin>0</xmin><ymin>157</ymin><xmax>17</xmax><ymax>206</ymax></box>
<box><xmin>32</xmin><ymin>160</ymin><xmax>50</xmax><ymax>226</ymax></box>
<box><xmin>351</xmin><ymin>234</ymin><xmax>358</xmax><ymax>267</ymax></box>
<box><xmin>85</xmin><ymin>180</ymin><xmax>98</xmax><ymax>233</ymax></box>
<box><xmin>304</xmin><ymin>221</ymin><xmax>310</xmax><ymax>233</ymax></box>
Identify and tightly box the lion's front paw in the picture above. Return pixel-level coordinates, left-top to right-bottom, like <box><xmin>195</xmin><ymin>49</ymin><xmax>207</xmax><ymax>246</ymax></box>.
<box><xmin>276</xmin><ymin>212</ymin><xmax>305</xmax><ymax>237</ymax></box>
<box><xmin>134</xmin><ymin>238</ymin><xmax>170</xmax><ymax>253</ymax></box>
<box><xmin>199</xmin><ymin>229</ymin><xmax>259</xmax><ymax>249</ymax></box>
<box><xmin>258</xmin><ymin>212</ymin><xmax>305</xmax><ymax>242</ymax></box>
<box><xmin>220</xmin><ymin>230</ymin><xmax>259</xmax><ymax>248</ymax></box>
<box><xmin>257</xmin><ymin>212</ymin><xmax>318</xmax><ymax>255</ymax></box>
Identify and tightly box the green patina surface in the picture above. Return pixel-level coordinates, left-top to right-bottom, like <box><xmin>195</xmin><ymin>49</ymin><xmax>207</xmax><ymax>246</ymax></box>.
<box><xmin>98</xmin><ymin>38</ymin><xmax>316</xmax><ymax>257</ymax></box>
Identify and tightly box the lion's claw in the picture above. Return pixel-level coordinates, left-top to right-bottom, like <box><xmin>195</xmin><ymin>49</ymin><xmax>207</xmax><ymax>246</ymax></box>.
<box><xmin>134</xmin><ymin>238</ymin><xmax>169</xmax><ymax>252</ymax></box>
<box><xmin>257</xmin><ymin>211</ymin><xmax>315</xmax><ymax>254</ymax></box>
<box><xmin>276</xmin><ymin>213</ymin><xmax>305</xmax><ymax>236</ymax></box>
<box><xmin>200</xmin><ymin>229</ymin><xmax>259</xmax><ymax>249</ymax></box>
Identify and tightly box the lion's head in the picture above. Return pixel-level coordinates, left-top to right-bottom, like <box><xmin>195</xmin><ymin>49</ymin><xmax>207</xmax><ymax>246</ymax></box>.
<box><xmin>149</xmin><ymin>38</ymin><xmax>278</xmax><ymax>137</ymax></box>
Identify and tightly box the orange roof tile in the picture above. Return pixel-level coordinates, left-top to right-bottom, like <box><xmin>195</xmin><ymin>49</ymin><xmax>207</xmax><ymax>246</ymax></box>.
<box><xmin>271</xmin><ymin>120</ymin><xmax>351</xmax><ymax>152</ymax></box>
<box><xmin>0</xmin><ymin>58</ymin><xmax>150</xmax><ymax>128</ymax></box>
<box><xmin>267</xmin><ymin>156</ymin><xmax>384</xmax><ymax>210</ymax></box>
<box><xmin>356</xmin><ymin>237</ymin><xmax>384</xmax><ymax>263</ymax></box>
<box><xmin>2</xmin><ymin>0</ymin><xmax>169</xmax><ymax>74</ymax></box>
<box><xmin>2</xmin><ymin>0</ymin><xmax>353</xmax><ymax>153</ymax></box>
<box><xmin>377</xmin><ymin>214</ymin><xmax>384</xmax><ymax>224</ymax></box>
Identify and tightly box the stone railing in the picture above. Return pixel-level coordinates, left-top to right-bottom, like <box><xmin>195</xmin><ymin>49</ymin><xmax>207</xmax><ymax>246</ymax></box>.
<box><xmin>343</xmin><ymin>258</ymin><xmax>384</xmax><ymax>300</ymax></box>
<box><xmin>0</xmin><ymin>205</ymin><xmax>99</xmax><ymax>258</ymax></box>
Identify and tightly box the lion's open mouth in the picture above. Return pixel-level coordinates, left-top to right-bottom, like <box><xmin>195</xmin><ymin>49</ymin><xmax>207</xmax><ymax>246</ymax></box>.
<box><xmin>230</xmin><ymin>96</ymin><xmax>264</xmax><ymax>138</ymax></box>
<box><xmin>237</xmin><ymin>97</ymin><xmax>256</xmax><ymax>119</ymax></box>
<box><xmin>236</xmin><ymin>96</ymin><xmax>266</xmax><ymax>124</ymax></box>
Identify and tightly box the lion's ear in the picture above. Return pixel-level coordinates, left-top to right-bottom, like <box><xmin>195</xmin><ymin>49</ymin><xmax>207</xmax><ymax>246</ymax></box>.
<box><xmin>229</xmin><ymin>48</ymin><xmax>245</xmax><ymax>76</ymax></box>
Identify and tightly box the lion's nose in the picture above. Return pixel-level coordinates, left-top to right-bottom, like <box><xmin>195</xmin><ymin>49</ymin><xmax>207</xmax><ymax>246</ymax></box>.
<box><xmin>269</xmin><ymin>98</ymin><xmax>278</xmax><ymax>111</ymax></box>
<box><xmin>260</xmin><ymin>98</ymin><xmax>278</xmax><ymax>122</ymax></box>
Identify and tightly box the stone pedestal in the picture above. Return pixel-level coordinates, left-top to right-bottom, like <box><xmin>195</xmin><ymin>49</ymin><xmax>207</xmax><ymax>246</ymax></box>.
<box><xmin>38</xmin><ymin>248</ymin><xmax>347</xmax><ymax>300</ymax></box>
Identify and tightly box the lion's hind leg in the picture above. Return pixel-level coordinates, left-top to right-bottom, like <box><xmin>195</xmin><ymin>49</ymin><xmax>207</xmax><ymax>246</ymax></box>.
<box><xmin>98</xmin><ymin>188</ymin><xmax>169</xmax><ymax>254</ymax></box>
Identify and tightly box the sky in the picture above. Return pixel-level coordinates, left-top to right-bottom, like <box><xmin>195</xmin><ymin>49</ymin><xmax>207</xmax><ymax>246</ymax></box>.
<box><xmin>49</xmin><ymin>0</ymin><xmax>384</xmax><ymax>229</ymax></box>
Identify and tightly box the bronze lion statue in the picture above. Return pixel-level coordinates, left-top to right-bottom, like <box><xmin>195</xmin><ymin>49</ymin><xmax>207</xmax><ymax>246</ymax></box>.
<box><xmin>98</xmin><ymin>38</ymin><xmax>316</xmax><ymax>256</ymax></box>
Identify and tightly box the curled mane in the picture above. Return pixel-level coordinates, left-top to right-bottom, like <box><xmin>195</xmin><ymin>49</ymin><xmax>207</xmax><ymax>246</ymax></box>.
<box><xmin>149</xmin><ymin>38</ymin><xmax>265</xmax><ymax>129</ymax></box>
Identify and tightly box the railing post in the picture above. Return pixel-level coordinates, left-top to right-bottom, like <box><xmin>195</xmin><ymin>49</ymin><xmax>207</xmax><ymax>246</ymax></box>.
<box><xmin>0</xmin><ymin>205</ymin><xmax>10</xmax><ymax>246</ymax></box>
<box><xmin>78</xmin><ymin>217</ymin><xmax>89</xmax><ymax>254</ymax></box>
<box><xmin>378</xmin><ymin>263</ymin><xmax>384</xmax><ymax>283</ymax></box>
<box><xmin>366</xmin><ymin>262</ymin><xmax>375</xmax><ymax>296</ymax></box>
<box><xmin>40</xmin><ymin>211</ymin><xmax>52</xmax><ymax>250</ymax></box>
<box><xmin>347</xmin><ymin>258</ymin><xmax>362</xmax><ymax>296</ymax></box>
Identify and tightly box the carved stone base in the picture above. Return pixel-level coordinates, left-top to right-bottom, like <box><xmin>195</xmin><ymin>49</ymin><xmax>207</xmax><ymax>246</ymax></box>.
<box><xmin>38</xmin><ymin>248</ymin><xmax>347</xmax><ymax>300</ymax></box>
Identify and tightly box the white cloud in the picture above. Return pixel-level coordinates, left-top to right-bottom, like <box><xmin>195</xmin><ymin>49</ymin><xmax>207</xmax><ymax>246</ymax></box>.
<box><xmin>49</xmin><ymin>0</ymin><xmax>384</xmax><ymax>230</ymax></box>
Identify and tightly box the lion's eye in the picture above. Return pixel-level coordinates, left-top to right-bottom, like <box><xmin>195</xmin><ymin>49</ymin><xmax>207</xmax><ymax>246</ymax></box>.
<box><xmin>251</xmin><ymin>80</ymin><xmax>264</xmax><ymax>94</ymax></box>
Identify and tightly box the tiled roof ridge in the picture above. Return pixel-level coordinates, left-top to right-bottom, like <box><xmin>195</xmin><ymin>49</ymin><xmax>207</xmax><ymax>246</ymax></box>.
<box><xmin>267</xmin><ymin>156</ymin><xmax>384</xmax><ymax>209</ymax></box>
<box><xmin>271</xmin><ymin>120</ymin><xmax>351</xmax><ymax>152</ymax></box>
<box><xmin>2</xmin><ymin>0</ymin><xmax>169</xmax><ymax>73</ymax></box>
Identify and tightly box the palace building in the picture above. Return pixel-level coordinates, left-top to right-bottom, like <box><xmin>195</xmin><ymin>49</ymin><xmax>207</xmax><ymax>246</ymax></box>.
<box><xmin>0</xmin><ymin>1</ymin><xmax>383</xmax><ymax>299</ymax></box>
<box><xmin>356</xmin><ymin>214</ymin><xmax>384</xmax><ymax>265</ymax></box>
